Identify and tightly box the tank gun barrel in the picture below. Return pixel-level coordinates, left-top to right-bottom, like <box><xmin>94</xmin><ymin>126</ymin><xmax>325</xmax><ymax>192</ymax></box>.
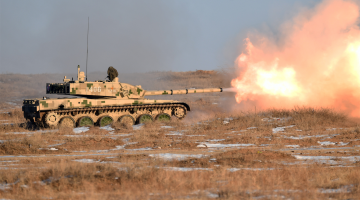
<box><xmin>145</xmin><ymin>88</ymin><xmax>222</xmax><ymax>96</ymax></box>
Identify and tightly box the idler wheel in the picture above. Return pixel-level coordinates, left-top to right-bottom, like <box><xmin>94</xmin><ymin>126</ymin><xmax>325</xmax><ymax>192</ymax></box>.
<box><xmin>118</xmin><ymin>115</ymin><xmax>135</xmax><ymax>127</ymax></box>
<box><xmin>137</xmin><ymin>114</ymin><xmax>153</xmax><ymax>124</ymax></box>
<box><xmin>77</xmin><ymin>116</ymin><xmax>94</xmax><ymax>127</ymax></box>
<box><xmin>99</xmin><ymin>116</ymin><xmax>113</xmax><ymax>127</ymax></box>
<box><xmin>59</xmin><ymin>117</ymin><xmax>75</xmax><ymax>128</ymax></box>
<box><xmin>173</xmin><ymin>107</ymin><xmax>186</xmax><ymax>119</ymax></box>
<box><xmin>156</xmin><ymin>113</ymin><xmax>171</xmax><ymax>122</ymax></box>
<box><xmin>45</xmin><ymin>112</ymin><xmax>59</xmax><ymax>128</ymax></box>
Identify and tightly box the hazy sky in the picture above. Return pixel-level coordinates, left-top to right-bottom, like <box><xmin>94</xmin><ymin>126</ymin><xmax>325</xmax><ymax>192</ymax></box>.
<box><xmin>0</xmin><ymin>0</ymin><xmax>321</xmax><ymax>74</ymax></box>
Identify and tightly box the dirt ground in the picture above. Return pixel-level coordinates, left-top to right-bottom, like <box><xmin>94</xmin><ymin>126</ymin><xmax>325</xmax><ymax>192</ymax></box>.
<box><xmin>0</xmin><ymin>70</ymin><xmax>359</xmax><ymax>199</ymax></box>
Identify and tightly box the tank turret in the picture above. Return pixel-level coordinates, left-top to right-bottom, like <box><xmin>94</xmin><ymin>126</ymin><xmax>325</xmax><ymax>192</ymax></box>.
<box><xmin>23</xmin><ymin>66</ymin><xmax>225</xmax><ymax>128</ymax></box>
<box><xmin>46</xmin><ymin>66</ymin><xmax>222</xmax><ymax>99</ymax></box>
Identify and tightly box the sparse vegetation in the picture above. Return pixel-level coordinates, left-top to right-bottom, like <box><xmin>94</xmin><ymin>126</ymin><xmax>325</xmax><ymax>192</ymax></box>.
<box><xmin>0</xmin><ymin>71</ymin><xmax>359</xmax><ymax>199</ymax></box>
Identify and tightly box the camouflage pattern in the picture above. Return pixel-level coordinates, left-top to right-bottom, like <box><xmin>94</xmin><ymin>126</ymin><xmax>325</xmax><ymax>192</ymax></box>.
<box><xmin>22</xmin><ymin>66</ymin><xmax>223</xmax><ymax>127</ymax></box>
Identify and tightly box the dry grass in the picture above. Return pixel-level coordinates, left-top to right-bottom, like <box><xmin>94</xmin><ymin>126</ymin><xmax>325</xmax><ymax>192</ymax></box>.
<box><xmin>0</xmin><ymin>158</ymin><xmax>359</xmax><ymax>199</ymax></box>
<box><xmin>0</xmin><ymin>71</ymin><xmax>359</xmax><ymax>199</ymax></box>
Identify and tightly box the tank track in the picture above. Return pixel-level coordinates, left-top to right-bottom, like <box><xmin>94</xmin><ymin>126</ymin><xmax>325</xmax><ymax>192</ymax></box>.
<box><xmin>38</xmin><ymin>103</ymin><xmax>188</xmax><ymax>127</ymax></box>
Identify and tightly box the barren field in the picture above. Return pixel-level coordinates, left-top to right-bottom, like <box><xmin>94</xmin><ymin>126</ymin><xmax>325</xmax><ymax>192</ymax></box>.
<box><xmin>0</xmin><ymin>71</ymin><xmax>359</xmax><ymax>199</ymax></box>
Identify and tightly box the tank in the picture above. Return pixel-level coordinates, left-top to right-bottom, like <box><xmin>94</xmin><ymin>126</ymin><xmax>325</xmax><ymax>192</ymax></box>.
<box><xmin>22</xmin><ymin>66</ymin><xmax>223</xmax><ymax>128</ymax></box>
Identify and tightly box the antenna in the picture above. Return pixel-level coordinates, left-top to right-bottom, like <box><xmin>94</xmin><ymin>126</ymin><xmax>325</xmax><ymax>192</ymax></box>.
<box><xmin>86</xmin><ymin>17</ymin><xmax>89</xmax><ymax>81</ymax></box>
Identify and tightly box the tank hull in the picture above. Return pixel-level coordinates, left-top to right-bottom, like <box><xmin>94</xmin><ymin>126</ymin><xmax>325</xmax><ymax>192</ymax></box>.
<box><xmin>22</xmin><ymin>66</ymin><xmax>225</xmax><ymax>127</ymax></box>
<box><xmin>22</xmin><ymin>98</ymin><xmax>189</xmax><ymax>127</ymax></box>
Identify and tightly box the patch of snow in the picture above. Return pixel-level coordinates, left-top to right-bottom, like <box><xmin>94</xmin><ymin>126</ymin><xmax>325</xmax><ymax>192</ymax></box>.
<box><xmin>272</xmin><ymin>125</ymin><xmax>295</xmax><ymax>133</ymax></box>
<box><xmin>0</xmin><ymin>160</ymin><xmax>19</xmax><ymax>163</ymax></box>
<box><xmin>223</xmin><ymin>117</ymin><xmax>234</xmax><ymax>124</ymax></box>
<box><xmin>1</xmin><ymin>123</ymin><xmax>15</xmax><ymax>126</ymax></box>
<box><xmin>206</xmin><ymin>139</ymin><xmax>225</xmax><ymax>142</ymax></box>
<box><xmin>0</xmin><ymin>153</ymin><xmax>120</xmax><ymax>159</ymax></box>
<box><xmin>228</xmin><ymin>168</ymin><xmax>275</xmax><ymax>172</ymax></box>
<box><xmin>338</xmin><ymin>142</ymin><xmax>349</xmax><ymax>146</ymax></box>
<box><xmin>126</xmin><ymin>147</ymin><xmax>153</xmax><ymax>151</ymax></box>
<box><xmin>73</xmin><ymin>127</ymin><xmax>89</xmax><ymax>134</ymax></box>
<box><xmin>259</xmin><ymin>144</ymin><xmax>273</xmax><ymax>147</ymax></box>
<box><xmin>100</xmin><ymin>161</ymin><xmax>122</xmax><ymax>164</ymax></box>
<box><xmin>282</xmin><ymin>134</ymin><xmax>338</xmax><ymax>140</ymax></box>
<box><xmin>162</xmin><ymin>167</ymin><xmax>213</xmax><ymax>172</ymax></box>
<box><xmin>0</xmin><ymin>183</ymin><xmax>11</xmax><ymax>191</ymax></box>
<box><xmin>190</xmin><ymin>190</ymin><xmax>219</xmax><ymax>199</ymax></box>
<box><xmin>318</xmin><ymin>141</ymin><xmax>336</xmax><ymax>146</ymax></box>
<box><xmin>247</xmin><ymin>127</ymin><xmax>257</xmax><ymax>130</ymax></box>
<box><xmin>64</xmin><ymin>133</ymin><xmax>133</xmax><ymax>138</ymax></box>
<box><xmin>326</xmin><ymin>128</ymin><xmax>343</xmax><ymax>131</ymax></box>
<box><xmin>7</xmin><ymin>129</ymin><xmax>58</xmax><ymax>135</ymax></box>
<box><xmin>47</xmin><ymin>143</ymin><xmax>65</xmax><ymax>147</ymax></box>
<box><xmin>91</xmin><ymin>150</ymin><xmax>109</xmax><ymax>153</ymax></box>
<box><xmin>122</xmin><ymin>138</ymin><xmax>130</xmax><ymax>143</ymax></box>
<box><xmin>73</xmin><ymin>159</ymin><xmax>99</xmax><ymax>163</ymax></box>
<box><xmin>112</xmin><ymin>145</ymin><xmax>125</xmax><ymax>150</ymax></box>
<box><xmin>186</xmin><ymin>135</ymin><xmax>206</xmax><ymax>137</ymax></box>
<box><xmin>319</xmin><ymin>185</ymin><xmax>353</xmax><ymax>193</ymax></box>
<box><xmin>132</xmin><ymin>124</ymin><xmax>143</xmax><ymax>130</ymax></box>
<box><xmin>117</xmin><ymin>133</ymin><xmax>133</xmax><ymax>137</ymax></box>
<box><xmin>285</xmin><ymin>145</ymin><xmax>300</xmax><ymax>148</ymax></box>
<box><xmin>166</xmin><ymin>131</ymin><xmax>183</xmax><ymax>136</ymax></box>
<box><xmin>197</xmin><ymin>143</ymin><xmax>255</xmax><ymax>148</ymax></box>
<box><xmin>63</xmin><ymin>135</ymin><xmax>86</xmax><ymax>137</ymax></box>
<box><xmin>317</xmin><ymin>141</ymin><xmax>350</xmax><ymax>146</ymax></box>
<box><xmin>294</xmin><ymin>155</ymin><xmax>360</xmax><ymax>163</ymax></box>
<box><xmin>149</xmin><ymin>153</ymin><xmax>206</xmax><ymax>161</ymax></box>
<box><xmin>0</xmin><ymin>179</ymin><xmax>19</xmax><ymax>191</ymax></box>
<box><xmin>206</xmin><ymin>192</ymin><xmax>219</xmax><ymax>198</ymax></box>
<box><xmin>100</xmin><ymin>125</ymin><xmax>115</xmax><ymax>131</ymax></box>
<box><xmin>38</xmin><ymin>147</ymin><xmax>58</xmax><ymax>151</ymax></box>
<box><xmin>161</xmin><ymin>126</ymin><xmax>173</xmax><ymax>129</ymax></box>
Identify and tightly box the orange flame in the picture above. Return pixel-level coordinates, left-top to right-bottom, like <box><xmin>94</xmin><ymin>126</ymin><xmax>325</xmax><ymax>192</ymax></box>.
<box><xmin>231</xmin><ymin>0</ymin><xmax>360</xmax><ymax>116</ymax></box>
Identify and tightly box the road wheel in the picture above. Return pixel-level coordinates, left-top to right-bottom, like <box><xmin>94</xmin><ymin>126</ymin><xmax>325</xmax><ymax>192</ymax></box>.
<box><xmin>118</xmin><ymin>115</ymin><xmax>135</xmax><ymax>127</ymax></box>
<box><xmin>156</xmin><ymin>113</ymin><xmax>171</xmax><ymax>122</ymax></box>
<box><xmin>77</xmin><ymin>116</ymin><xmax>94</xmax><ymax>127</ymax></box>
<box><xmin>137</xmin><ymin>114</ymin><xmax>153</xmax><ymax>124</ymax></box>
<box><xmin>59</xmin><ymin>117</ymin><xmax>75</xmax><ymax>128</ymax></box>
<box><xmin>99</xmin><ymin>116</ymin><xmax>113</xmax><ymax>127</ymax></box>
<box><xmin>45</xmin><ymin>112</ymin><xmax>59</xmax><ymax>128</ymax></box>
<box><xmin>173</xmin><ymin>107</ymin><xmax>186</xmax><ymax>119</ymax></box>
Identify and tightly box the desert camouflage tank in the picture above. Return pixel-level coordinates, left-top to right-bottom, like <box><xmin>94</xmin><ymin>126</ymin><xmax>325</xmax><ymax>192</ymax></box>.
<box><xmin>22</xmin><ymin>66</ymin><xmax>223</xmax><ymax>128</ymax></box>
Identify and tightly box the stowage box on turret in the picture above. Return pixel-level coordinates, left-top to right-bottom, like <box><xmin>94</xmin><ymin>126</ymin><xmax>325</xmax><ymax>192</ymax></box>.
<box><xmin>22</xmin><ymin>66</ymin><xmax>223</xmax><ymax>128</ymax></box>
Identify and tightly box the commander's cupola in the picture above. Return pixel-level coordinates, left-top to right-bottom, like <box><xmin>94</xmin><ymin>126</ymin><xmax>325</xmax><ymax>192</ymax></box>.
<box><xmin>77</xmin><ymin>65</ymin><xmax>86</xmax><ymax>82</ymax></box>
